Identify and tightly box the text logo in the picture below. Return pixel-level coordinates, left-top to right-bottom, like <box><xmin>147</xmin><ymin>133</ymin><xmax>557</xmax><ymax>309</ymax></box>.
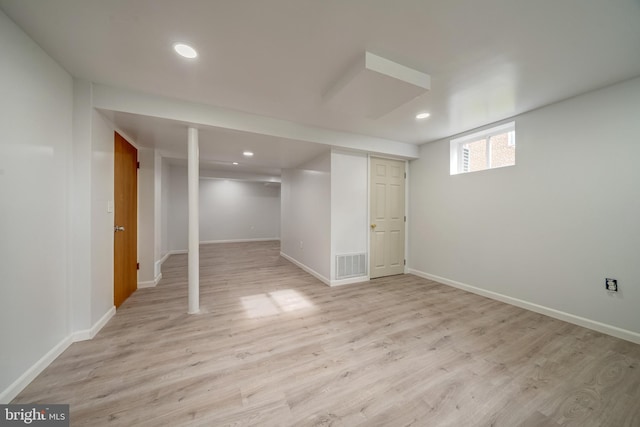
<box><xmin>1</xmin><ymin>405</ymin><xmax>69</xmax><ymax>426</ymax></box>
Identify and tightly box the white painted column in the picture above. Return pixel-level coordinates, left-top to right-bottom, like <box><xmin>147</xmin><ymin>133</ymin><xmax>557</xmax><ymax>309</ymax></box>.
<box><xmin>187</xmin><ymin>127</ymin><xmax>200</xmax><ymax>314</ymax></box>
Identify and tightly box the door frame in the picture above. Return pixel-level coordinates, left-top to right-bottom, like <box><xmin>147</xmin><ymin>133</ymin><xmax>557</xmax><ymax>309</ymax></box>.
<box><xmin>367</xmin><ymin>155</ymin><xmax>409</xmax><ymax>278</ymax></box>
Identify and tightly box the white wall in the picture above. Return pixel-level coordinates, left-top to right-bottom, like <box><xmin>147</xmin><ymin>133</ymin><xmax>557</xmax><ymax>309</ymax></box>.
<box><xmin>0</xmin><ymin>9</ymin><xmax>73</xmax><ymax>399</ymax></box>
<box><xmin>281</xmin><ymin>151</ymin><xmax>332</xmax><ymax>282</ymax></box>
<box><xmin>161</xmin><ymin>157</ymin><xmax>171</xmax><ymax>259</ymax></box>
<box><xmin>71</xmin><ymin>80</ymin><xmax>93</xmax><ymax>332</ymax></box>
<box><xmin>409</xmin><ymin>77</ymin><xmax>640</xmax><ymax>341</ymax></box>
<box><xmin>167</xmin><ymin>165</ymin><xmax>281</xmax><ymax>251</ymax></box>
<box><xmin>90</xmin><ymin>110</ymin><xmax>115</xmax><ymax>325</ymax></box>
<box><xmin>168</xmin><ymin>165</ymin><xmax>188</xmax><ymax>251</ymax></box>
<box><xmin>137</xmin><ymin>148</ymin><xmax>156</xmax><ymax>284</ymax></box>
<box><xmin>199</xmin><ymin>179</ymin><xmax>280</xmax><ymax>243</ymax></box>
<box><xmin>71</xmin><ymin>86</ymin><xmax>116</xmax><ymax>331</ymax></box>
<box><xmin>153</xmin><ymin>151</ymin><xmax>163</xmax><ymax>278</ymax></box>
<box><xmin>330</xmin><ymin>150</ymin><xmax>368</xmax><ymax>281</ymax></box>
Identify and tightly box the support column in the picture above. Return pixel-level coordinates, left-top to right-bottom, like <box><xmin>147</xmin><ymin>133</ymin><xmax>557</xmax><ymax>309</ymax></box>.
<box><xmin>187</xmin><ymin>127</ymin><xmax>200</xmax><ymax>314</ymax></box>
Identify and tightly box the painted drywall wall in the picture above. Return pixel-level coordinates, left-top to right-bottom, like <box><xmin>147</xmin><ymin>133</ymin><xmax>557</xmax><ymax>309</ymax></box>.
<box><xmin>281</xmin><ymin>151</ymin><xmax>332</xmax><ymax>282</ymax></box>
<box><xmin>71</xmin><ymin>79</ymin><xmax>93</xmax><ymax>332</ymax></box>
<box><xmin>168</xmin><ymin>165</ymin><xmax>189</xmax><ymax>251</ymax></box>
<box><xmin>90</xmin><ymin>110</ymin><xmax>115</xmax><ymax>324</ymax></box>
<box><xmin>0</xmin><ymin>9</ymin><xmax>73</xmax><ymax>398</ymax></box>
<box><xmin>168</xmin><ymin>165</ymin><xmax>281</xmax><ymax>251</ymax></box>
<box><xmin>161</xmin><ymin>157</ymin><xmax>171</xmax><ymax>259</ymax></box>
<box><xmin>409</xmin><ymin>76</ymin><xmax>640</xmax><ymax>339</ymax></box>
<box><xmin>330</xmin><ymin>150</ymin><xmax>368</xmax><ymax>281</ymax></box>
<box><xmin>137</xmin><ymin>148</ymin><xmax>156</xmax><ymax>284</ymax></box>
<box><xmin>199</xmin><ymin>178</ymin><xmax>280</xmax><ymax>243</ymax></box>
<box><xmin>153</xmin><ymin>151</ymin><xmax>163</xmax><ymax>279</ymax></box>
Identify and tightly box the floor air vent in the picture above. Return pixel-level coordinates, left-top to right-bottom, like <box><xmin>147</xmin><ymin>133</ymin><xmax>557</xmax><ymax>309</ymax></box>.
<box><xmin>336</xmin><ymin>253</ymin><xmax>367</xmax><ymax>279</ymax></box>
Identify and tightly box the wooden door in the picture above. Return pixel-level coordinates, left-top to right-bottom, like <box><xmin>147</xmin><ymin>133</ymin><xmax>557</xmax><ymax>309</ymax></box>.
<box><xmin>114</xmin><ymin>132</ymin><xmax>138</xmax><ymax>308</ymax></box>
<box><xmin>370</xmin><ymin>157</ymin><xmax>405</xmax><ymax>279</ymax></box>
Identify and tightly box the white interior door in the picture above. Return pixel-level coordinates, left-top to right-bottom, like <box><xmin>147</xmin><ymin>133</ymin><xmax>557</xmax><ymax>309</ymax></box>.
<box><xmin>370</xmin><ymin>157</ymin><xmax>405</xmax><ymax>279</ymax></box>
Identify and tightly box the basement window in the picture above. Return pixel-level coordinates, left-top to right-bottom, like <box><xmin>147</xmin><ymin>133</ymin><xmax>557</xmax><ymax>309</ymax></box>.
<box><xmin>450</xmin><ymin>122</ymin><xmax>516</xmax><ymax>175</ymax></box>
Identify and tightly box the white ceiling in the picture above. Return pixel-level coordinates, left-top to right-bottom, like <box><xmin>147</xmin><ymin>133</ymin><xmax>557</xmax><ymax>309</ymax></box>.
<box><xmin>2</xmin><ymin>0</ymin><xmax>640</xmax><ymax>174</ymax></box>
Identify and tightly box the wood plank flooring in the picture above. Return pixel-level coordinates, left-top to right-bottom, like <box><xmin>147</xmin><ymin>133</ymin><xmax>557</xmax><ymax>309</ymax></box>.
<box><xmin>13</xmin><ymin>241</ymin><xmax>640</xmax><ymax>426</ymax></box>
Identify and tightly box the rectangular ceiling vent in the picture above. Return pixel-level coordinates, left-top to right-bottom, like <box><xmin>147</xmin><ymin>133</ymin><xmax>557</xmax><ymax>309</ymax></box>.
<box><xmin>336</xmin><ymin>253</ymin><xmax>367</xmax><ymax>280</ymax></box>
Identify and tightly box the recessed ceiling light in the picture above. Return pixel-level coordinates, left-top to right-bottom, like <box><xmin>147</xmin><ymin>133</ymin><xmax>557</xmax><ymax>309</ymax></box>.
<box><xmin>173</xmin><ymin>43</ymin><xmax>198</xmax><ymax>59</ymax></box>
<box><xmin>232</xmin><ymin>162</ymin><xmax>239</xmax><ymax>165</ymax></box>
<box><xmin>416</xmin><ymin>112</ymin><xmax>431</xmax><ymax>120</ymax></box>
<box><xmin>243</xmin><ymin>151</ymin><xmax>254</xmax><ymax>157</ymax></box>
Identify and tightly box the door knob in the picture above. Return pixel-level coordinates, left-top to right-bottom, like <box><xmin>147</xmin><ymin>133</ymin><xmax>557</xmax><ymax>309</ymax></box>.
<box><xmin>370</xmin><ymin>224</ymin><xmax>377</xmax><ymax>229</ymax></box>
<box><xmin>114</xmin><ymin>226</ymin><xmax>125</xmax><ymax>232</ymax></box>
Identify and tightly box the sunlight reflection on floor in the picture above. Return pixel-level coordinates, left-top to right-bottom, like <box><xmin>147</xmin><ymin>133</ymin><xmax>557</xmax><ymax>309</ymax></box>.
<box><xmin>240</xmin><ymin>289</ymin><xmax>314</xmax><ymax>318</ymax></box>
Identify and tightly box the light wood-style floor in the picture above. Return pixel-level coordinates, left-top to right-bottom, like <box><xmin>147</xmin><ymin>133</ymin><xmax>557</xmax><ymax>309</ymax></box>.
<box><xmin>14</xmin><ymin>241</ymin><xmax>640</xmax><ymax>426</ymax></box>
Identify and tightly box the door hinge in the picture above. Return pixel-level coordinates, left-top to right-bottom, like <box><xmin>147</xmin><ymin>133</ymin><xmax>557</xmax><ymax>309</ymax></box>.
<box><xmin>404</xmin><ymin>259</ymin><xmax>406</xmax><ymax>266</ymax></box>
<box><xmin>404</xmin><ymin>215</ymin><xmax>406</xmax><ymax>222</ymax></box>
<box><xmin>136</xmin><ymin>262</ymin><xmax>140</xmax><ymax>270</ymax></box>
<box><xmin>137</xmin><ymin>161</ymin><xmax>140</xmax><ymax>169</ymax></box>
<box><xmin>404</xmin><ymin>172</ymin><xmax>407</xmax><ymax>179</ymax></box>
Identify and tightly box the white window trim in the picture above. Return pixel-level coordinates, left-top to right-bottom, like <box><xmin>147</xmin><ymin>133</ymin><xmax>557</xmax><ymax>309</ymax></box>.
<box><xmin>450</xmin><ymin>121</ymin><xmax>515</xmax><ymax>175</ymax></box>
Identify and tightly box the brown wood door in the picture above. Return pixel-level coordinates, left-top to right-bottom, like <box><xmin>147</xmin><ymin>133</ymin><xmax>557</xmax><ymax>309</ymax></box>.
<box><xmin>114</xmin><ymin>132</ymin><xmax>138</xmax><ymax>308</ymax></box>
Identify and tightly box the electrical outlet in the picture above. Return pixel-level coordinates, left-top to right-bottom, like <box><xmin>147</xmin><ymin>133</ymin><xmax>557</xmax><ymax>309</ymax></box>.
<box><xmin>605</xmin><ymin>278</ymin><xmax>618</xmax><ymax>292</ymax></box>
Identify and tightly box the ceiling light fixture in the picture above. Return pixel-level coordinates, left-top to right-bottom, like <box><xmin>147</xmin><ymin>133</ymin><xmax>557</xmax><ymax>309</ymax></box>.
<box><xmin>416</xmin><ymin>112</ymin><xmax>431</xmax><ymax>120</ymax></box>
<box><xmin>173</xmin><ymin>43</ymin><xmax>198</xmax><ymax>59</ymax></box>
<box><xmin>232</xmin><ymin>162</ymin><xmax>239</xmax><ymax>165</ymax></box>
<box><xmin>243</xmin><ymin>151</ymin><xmax>254</xmax><ymax>157</ymax></box>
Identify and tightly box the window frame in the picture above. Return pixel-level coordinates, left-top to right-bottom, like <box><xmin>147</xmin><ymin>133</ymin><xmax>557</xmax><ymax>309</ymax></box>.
<box><xmin>450</xmin><ymin>121</ymin><xmax>516</xmax><ymax>175</ymax></box>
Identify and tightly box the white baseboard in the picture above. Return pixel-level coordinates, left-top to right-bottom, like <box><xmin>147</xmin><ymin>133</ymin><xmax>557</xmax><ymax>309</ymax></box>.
<box><xmin>0</xmin><ymin>306</ymin><xmax>116</xmax><ymax>404</ymax></box>
<box><xmin>167</xmin><ymin>239</ymin><xmax>281</xmax><ymax>255</ymax></box>
<box><xmin>280</xmin><ymin>252</ymin><xmax>330</xmax><ymax>286</ymax></box>
<box><xmin>138</xmin><ymin>273</ymin><xmax>162</xmax><ymax>289</ymax></box>
<box><xmin>0</xmin><ymin>335</ymin><xmax>73</xmax><ymax>404</ymax></box>
<box><xmin>409</xmin><ymin>269</ymin><xmax>640</xmax><ymax>345</ymax></box>
<box><xmin>280</xmin><ymin>253</ymin><xmax>368</xmax><ymax>287</ymax></box>
<box><xmin>0</xmin><ymin>307</ymin><xmax>116</xmax><ymax>404</ymax></box>
<box><xmin>90</xmin><ymin>306</ymin><xmax>116</xmax><ymax>339</ymax></box>
<box><xmin>154</xmin><ymin>260</ymin><xmax>162</xmax><ymax>278</ymax></box>
<box><xmin>200</xmin><ymin>238</ymin><xmax>280</xmax><ymax>245</ymax></box>
<box><xmin>330</xmin><ymin>276</ymin><xmax>369</xmax><ymax>287</ymax></box>
<box><xmin>159</xmin><ymin>252</ymin><xmax>172</xmax><ymax>265</ymax></box>
<box><xmin>70</xmin><ymin>306</ymin><xmax>116</xmax><ymax>342</ymax></box>
<box><xmin>168</xmin><ymin>249</ymin><xmax>188</xmax><ymax>255</ymax></box>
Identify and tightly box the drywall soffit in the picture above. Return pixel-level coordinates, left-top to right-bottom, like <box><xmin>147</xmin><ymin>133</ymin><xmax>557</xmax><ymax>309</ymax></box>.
<box><xmin>323</xmin><ymin>52</ymin><xmax>431</xmax><ymax>119</ymax></box>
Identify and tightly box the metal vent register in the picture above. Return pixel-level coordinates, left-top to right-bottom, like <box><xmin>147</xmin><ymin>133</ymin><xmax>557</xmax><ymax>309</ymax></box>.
<box><xmin>336</xmin><ymin>253</ymin><xmax>366</xmax><ymax>279</ymax></box>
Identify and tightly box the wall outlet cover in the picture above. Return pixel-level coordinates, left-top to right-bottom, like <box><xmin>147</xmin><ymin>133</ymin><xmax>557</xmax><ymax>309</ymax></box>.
<box><xmin>605</xmin><ymin>278</ymin><xmax>618</xmax><ymax>292</ymax></box>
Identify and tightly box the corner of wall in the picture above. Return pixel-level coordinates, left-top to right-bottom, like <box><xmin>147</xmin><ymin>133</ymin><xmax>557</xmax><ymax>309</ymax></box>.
<box><xmin>280</xmin><ymin>252</ymin><xmax>331</xmax><ymax>286</ymax></box>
